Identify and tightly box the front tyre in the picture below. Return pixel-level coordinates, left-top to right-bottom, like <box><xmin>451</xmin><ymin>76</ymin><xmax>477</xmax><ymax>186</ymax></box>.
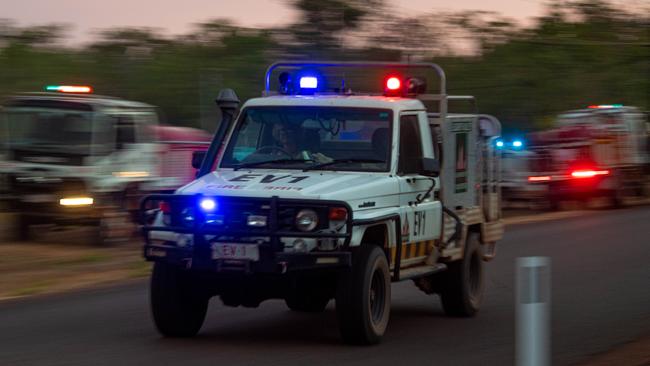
<box><xmin>439</xmin><ymin>232</ymin><xmax>484</xmax><ymax>317</ymax></box>
<box><xmin>336</xmin><ymin>245</ymin><xmax>391</xmax><ymax>345</ymax></box>
<box><xmin>150</xmin><ymin>262</ymin><xmax>209</xmax><ymax>337</ymax></box>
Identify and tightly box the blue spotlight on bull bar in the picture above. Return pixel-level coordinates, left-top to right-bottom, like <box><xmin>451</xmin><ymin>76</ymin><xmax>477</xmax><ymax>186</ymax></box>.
<box><xmin>299</xmin><ymin>76</ymin><xmax>318</xmax><ymax>89</ymax></box>
<box><xmin>496</xmin><ymin>140</ymin><xmax>504</xmax><ymax>148</ymax></box>
<box><xmin>199</xmin><ymin>197</ymin><xmax>217</xmax><ymax>212</ymax></box>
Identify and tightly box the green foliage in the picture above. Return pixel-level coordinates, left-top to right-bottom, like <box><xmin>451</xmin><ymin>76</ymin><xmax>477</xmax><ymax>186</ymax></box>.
<box><xmin>0</xmin><ymin>0</ymin><xmax>647</xmax><ymax>133</ymax></box>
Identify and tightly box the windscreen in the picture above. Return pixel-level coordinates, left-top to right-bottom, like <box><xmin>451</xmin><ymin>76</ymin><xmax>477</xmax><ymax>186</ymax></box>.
<box><xmin>220</xmin><ymin>106</ymin><xmax>393</xmax><ymax>172</ymax></box>
<box><xmin>4</xmin><ymin>101</ymin><xmax>111</xmax><ymax>156</ymax></box>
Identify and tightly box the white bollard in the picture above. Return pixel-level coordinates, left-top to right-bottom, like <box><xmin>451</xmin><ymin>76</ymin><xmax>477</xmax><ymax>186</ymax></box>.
<box><xmin>516</xmin><ymin>257</ymin><xmax>551</xmax><ymax>366</ymax></box>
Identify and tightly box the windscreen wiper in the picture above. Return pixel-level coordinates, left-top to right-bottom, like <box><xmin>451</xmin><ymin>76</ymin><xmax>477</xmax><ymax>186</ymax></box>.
<box><xmin>233</xmin><ymin>158</ymin><xmax>314</xmax><ymax>171</ymax></box>
<box><xmin>302</xmin><ymin>158</ymin><xmax>386</xmax><ymax>172</ymax></box>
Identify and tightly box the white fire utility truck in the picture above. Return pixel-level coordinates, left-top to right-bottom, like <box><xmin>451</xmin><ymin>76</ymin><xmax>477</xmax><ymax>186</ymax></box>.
<box><xmin>0</xmin><ymin>86</ymin><xmax>210</xmax><ymax>242</ymax></box>
<box><xmin>527</xmin><ymin>105</ymin><xmax>649</xmax><ymax>208</ymax></box>
<box><xmin>141</xmin><ymin>62</ymin><xmax>504</xmax><ymax>344</ymax></box>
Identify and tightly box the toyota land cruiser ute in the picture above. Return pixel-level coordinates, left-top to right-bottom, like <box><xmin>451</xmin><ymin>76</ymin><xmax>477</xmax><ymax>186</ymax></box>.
<box><xmin>141</xmin><ymin>62</ymin><xmax>504</xmax><ymax>344</ymax></box>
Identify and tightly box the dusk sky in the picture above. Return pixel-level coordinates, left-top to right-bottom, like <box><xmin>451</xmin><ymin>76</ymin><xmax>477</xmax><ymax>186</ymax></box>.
<box><xmin>2</xmin><ymin>0</ymin><xmax>547</xmax><ymax>44</ymax></box>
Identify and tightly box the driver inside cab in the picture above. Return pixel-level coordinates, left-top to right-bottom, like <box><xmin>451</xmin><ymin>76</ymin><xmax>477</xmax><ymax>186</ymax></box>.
<box><xmin>271</xmin><ymin>123</ymin><xmax>332</xmax><ymax>163</ymax></box>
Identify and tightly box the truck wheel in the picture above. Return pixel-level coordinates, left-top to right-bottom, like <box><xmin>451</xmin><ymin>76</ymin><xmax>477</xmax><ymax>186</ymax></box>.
<box><xmin>439</xmin><ymin>232</ymin><xmax>484</xmax><ymax>317</ymax></box>
<box><xmin>285</xmin><ymin>293</ymin><xmax>330</xmax><ymax>312</ymax></box>
<box><xmin>10</xmin><ymin>214</ymin><xmax>33</xmax><ymax>241</ymax></box>
<box><xmin>336</xmin><ymin>245</ymin><xmax>391</xmax><ymax>345</ymax></box>
<box><xmin>150</xmin><ymin>262</ymin><xmax>209</xmax><ymax>337</ymax></box>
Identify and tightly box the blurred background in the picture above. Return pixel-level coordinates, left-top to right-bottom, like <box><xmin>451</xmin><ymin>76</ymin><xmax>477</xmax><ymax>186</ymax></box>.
<box><xmin>0</xmin><ymin>0</ymin><xmax>647</xmax><ymax>133</ymax></box>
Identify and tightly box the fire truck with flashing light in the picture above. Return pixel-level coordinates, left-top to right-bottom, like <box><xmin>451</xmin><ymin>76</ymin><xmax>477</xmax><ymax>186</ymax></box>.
<box><xmin>527</xmin><ymin>105</ymin><xmax>650</xmax><ymax>209</ymax></box>
<box><xmin>0</xmin><ymin>86</ymin><xmax>211</xmax><ymax>243</ymax></box>
<box><xmin>140</xmin><ymin>62</ymin><xmax>504</xmax><ymax>344</ymax></box>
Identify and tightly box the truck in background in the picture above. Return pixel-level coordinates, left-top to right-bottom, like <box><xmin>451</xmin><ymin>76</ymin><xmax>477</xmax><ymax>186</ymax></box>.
<box><xmin>526</xmin><ymin>105</ymin><xmax>649</xmax><ymax>209</ymax></box>
<box><xmin>0</xmin><ymin>86</ymin><xmax>210</xmax><ymax>243</ymax></box>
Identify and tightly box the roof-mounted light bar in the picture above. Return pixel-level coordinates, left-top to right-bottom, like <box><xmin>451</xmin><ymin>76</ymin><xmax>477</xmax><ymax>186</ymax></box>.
<box><xmin>587</xmin><ymin>104</ymin><xmax>622</xmax><ymax>109</ymax></box>
<box><xmin>45</xmin><ymin>85</ymin><xmax>93</xmax><ymax>93</ymax></box>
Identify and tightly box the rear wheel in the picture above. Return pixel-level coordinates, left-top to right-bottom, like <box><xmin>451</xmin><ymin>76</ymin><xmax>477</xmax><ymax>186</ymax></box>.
<box><xmin>439</xmin><ymin>232</ymin><xmax>484</xmax><ymax>317</ymax></box>
<box><xmin>150</xmin><ymin>262</ymin><xmax>209</xmax><ymax>337</ymax></box>
<box><xmin>336</xmin><ymin>245</ymin><xmax>391</xmax><ymax>345</ymax></box>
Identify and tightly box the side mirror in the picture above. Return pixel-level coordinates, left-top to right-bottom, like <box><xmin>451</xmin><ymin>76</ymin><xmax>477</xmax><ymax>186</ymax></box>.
<box><xmin>421</xmin><ymin>157</ymin><xmax>440</xmax><ymax>177</ymax></box>
<box><xmin>192</xmin><ymin>150</ymin><xmax>207</xmax><ymax>170</ymax></box>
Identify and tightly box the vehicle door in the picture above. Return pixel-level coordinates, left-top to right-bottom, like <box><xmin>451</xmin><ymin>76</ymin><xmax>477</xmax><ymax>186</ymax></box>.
<box><xmin>396</xmin><ymin>112</ymin><xmax>442</xmax><ymax>268</ymax></box>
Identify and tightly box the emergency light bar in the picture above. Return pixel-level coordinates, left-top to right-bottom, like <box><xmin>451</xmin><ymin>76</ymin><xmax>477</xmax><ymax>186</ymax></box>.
<box><xmin>45</xmin><ymin>85</ymin><xmax>93</xmax><ymax>93</ymax></box>
<box><xmin>587</xmin><ymin>104</ymin><xmax>622</xmax><ymax>109</ymax></box>
<box><xmin>264</xmin><ymin>61</ymin><xmax>447</xmax><ymax>98</ymax></box>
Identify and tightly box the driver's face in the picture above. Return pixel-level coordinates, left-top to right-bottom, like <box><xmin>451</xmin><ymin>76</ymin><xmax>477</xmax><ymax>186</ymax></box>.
<box><xmin>273</xmin><ymin>124</ymin><xmax>298</xmax><ymax>147</ymax></box>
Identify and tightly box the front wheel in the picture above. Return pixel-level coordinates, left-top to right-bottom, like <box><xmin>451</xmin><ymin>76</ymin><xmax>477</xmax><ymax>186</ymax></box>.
<box><xmin>439</xmin><ymin>232</ymin><xmax>484</xmax><ymax>317</ymax></box>
<box><xmin>336</xmin><ymin>245</ymin><xmax>391</xmax><ymax>345</ymax></box>
<box><xmin>150</xmin><ymin>262</ymin><xmax>209</xmax><ymax>337</ymax></box>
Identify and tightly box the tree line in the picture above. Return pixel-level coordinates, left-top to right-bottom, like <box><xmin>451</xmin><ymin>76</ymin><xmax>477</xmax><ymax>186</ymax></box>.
<box><xmin>0</xmin><ymin>0</ymin><xmax>647</xmax><ymax>133</ymax></box>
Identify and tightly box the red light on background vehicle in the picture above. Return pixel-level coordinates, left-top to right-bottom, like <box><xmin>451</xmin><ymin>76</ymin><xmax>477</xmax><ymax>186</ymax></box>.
<box><xmin>570</xmin><ymin>170</ymin><xmax>609</xmax><ymax>178</ymax></box>
<box><xmin>385</xmin><ymin>77</ymin><xmax>401</xmax><ymax>91</ymax></box>
<box><xmin>528</xmin><ymin>176</ymin><xmax>551</xmax><ymax>182</ymax></box>
<box><xmin>329</xmin><ymin>207</ymin><xmax>348</xmax><ymax>221</ymax></box>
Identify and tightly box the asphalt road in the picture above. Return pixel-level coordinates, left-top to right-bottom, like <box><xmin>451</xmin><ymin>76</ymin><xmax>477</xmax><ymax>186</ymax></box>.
<box><xmin>1</xmin><ymin>206</ymin><xmax>649</xmax><ymax>366</ymax></box>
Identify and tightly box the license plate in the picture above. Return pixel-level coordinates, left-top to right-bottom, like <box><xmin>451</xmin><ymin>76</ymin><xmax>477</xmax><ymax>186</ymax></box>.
<box><xmin>212</xmin><ymin>243</ymin><xmax>259</xmax><ymax>261</ymax></box>
<box><xmin>22</xmin><ymin>194</ymin><xmax>56</xmax><ymax>203</ymax></box>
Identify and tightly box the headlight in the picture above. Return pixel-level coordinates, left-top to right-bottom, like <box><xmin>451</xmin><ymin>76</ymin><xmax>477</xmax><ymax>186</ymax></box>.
<box><xmin>295</xmin><ymin>209</ymin><xmax>319</xmax><ymax>231</ymax></box>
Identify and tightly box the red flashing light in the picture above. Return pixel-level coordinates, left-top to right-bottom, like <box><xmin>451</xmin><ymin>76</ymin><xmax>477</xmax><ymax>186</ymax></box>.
<box><xmin>528</xmin><ymin>176</ymin><xmax>551</xmax><ymax>182</ymax></box>
<box><xmin>386</xmin><ymin>77</ymin><xmax>401</xmax><ymax>91</ymax></box>
<box><xmin>329</xmin><ymin>207</ymin><xmax>348</xmax><ymax>221</ymax></box>
<box><xmin>570</xmin><ymin>170</ymin><xmax>609</xmax><ymax>178</ymax></box>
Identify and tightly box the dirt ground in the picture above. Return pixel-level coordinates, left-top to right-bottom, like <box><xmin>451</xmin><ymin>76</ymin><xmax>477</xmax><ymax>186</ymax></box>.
<box><xmin>0</xmin><ymin>213</ymin><xmax>148</xmax><ymax>300</ymax></box>
<box><xmin>575</xmin><ymin>336</ymin><xmax>650</xmax><ymax>366</ymax></box>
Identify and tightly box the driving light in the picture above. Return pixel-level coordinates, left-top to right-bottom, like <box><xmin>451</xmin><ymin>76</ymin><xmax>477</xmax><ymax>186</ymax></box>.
<box><xmin>295</xmin><ymin>209</ymin><xmax>319</xmax><ymax>231</ymax></box>
<box><xmin>299</xmin><ymin>76</ymin><xmax>318</xmax><ymax>89</ymax></box>
<box><xmin>112</xmin><ymin>171</ymin><xmax>150</xmax><ymax>178</ymax></box>
<box><xmin>199</xmin><ymin>198</ymin><xmax>217</xmax><ymax>212</ymax></box>
<box><xmin>60</xmin><ymin>197</ymin><xmax>94</xmax><ymax>206</ymax></box>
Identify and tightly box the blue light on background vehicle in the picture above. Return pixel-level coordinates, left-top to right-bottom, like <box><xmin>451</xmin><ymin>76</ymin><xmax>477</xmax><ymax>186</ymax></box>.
<box><xmin>495</xmin><ymin>140</ymin><xmax>504</xmax><ymax>148</ymax></box>
<box><xmin>512</xmin><ymin>140</ymin><xmax>523</xmax><ymax>148</ymax></box>
<box><xmin>199</xmin><ymin>197</ymin><xmax>217</xmax><ymax>212</ymax></box>
<box><xmin>299</xmin><ymin>76</ymin><xmax>318</xmax><ymax>89</ymax></box>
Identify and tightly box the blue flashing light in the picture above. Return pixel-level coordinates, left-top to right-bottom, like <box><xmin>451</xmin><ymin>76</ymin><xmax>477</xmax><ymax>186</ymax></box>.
<box><xmin>512</xmin><ymin>140</ymin><xmax>523</xmax><ymax>148</ymax></box>
<box><xmin>199</xmin><ymin>197</ymin><xmax>217</xmax><ymax>212</ymax></box>
<box><xmin>299</xmin><ymin>76</ymin><xmax>318</xmax><ymax>89</ymax></box>
<box><xmin>495</xmin><ymin>140</ymin><xmax>504</xmax><ymax>148</ymax></box>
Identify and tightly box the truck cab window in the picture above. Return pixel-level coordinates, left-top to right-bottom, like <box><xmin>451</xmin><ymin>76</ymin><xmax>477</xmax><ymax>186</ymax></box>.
<box><xmin>398</xmin><ymin>115</ymin><xmax>423</xmax><ymax>174</ymax></box>
<box><xmin>115</xmin><ymin>116</ymin><xmax>136</xmax><ymax>149</ymax></box>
